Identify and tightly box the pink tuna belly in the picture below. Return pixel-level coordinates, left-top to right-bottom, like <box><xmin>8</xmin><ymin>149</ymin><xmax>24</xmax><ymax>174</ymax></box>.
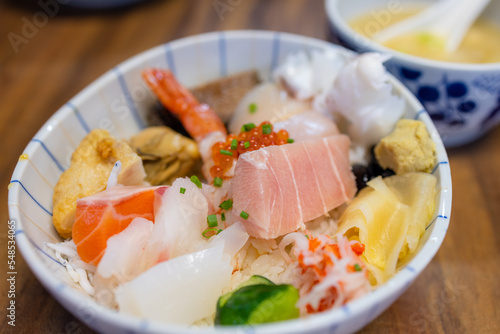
<box><xmin>232</xmin><ymin>135</ymin><xmax>356</xmax><ymax>239</ymax></box>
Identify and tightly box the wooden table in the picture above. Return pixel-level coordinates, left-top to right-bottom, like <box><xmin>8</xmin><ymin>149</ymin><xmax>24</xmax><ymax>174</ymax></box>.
<box><xmin>1</xmin><ymin>0</ymin><xmax>499</xmax><ymax>333</ymax></box>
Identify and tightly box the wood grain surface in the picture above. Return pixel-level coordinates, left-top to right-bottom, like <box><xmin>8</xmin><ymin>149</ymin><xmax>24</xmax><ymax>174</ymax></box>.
<box><xmin>1</xmin><ymin>0</ymin><xmax>499</xmax><ymax>333</ymax></box>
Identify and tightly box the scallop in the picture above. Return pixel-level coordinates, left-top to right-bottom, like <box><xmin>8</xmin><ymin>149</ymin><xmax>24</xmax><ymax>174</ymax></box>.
<box><xmin>228</xmin><ymin>83</ymin><xmax>311</xmax><ymax>134</ymax></box>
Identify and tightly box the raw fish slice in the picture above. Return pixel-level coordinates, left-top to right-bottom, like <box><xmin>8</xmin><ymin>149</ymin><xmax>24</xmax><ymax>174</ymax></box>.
<box><xmin>228</xmin><ymin>83</ymin><xmax>311</xmax><ymax>134</ymax></box>
<box><xmin>72</xmin><ymin>185</ymin><xmax>165</xmax><ymax>265</ymax></box>
<box><xmin>274</xmin><ymin>111</ymin><xmax>340</xmax><ymax>142</ymax></box>
<box><xmin>210</xmin><ymin>222</ymin><xmax>249</xmax><ymax>270</ymax></box>
<box><xmin>273</xmin><ymin>49</ymin><xmax>348</xmax><ymax>100</ymax></box>
<box><xmin>327</xmin><ymin>53</ymin><xmax>405</xmax><ymax>147</ymax></box>
<box><xmin>116</xmin><ymin>243</ymin><xmax>231</xmax><ymax>326</ymax></box>
<box><xmin>139</xmin><ymin>178</ymin><xmax>209</xmax><ymax>271</ymax></box>
<box><xmin>201</xmin><ymin>179</ymin><xmax>233</xmax><ymax>215</ymax></box>
<box><xmin>232</xmin><ymin>135</ymin><xmax>356</xmax><ymax>239</ymax></box>
<box><xmin>210</xmin><ymin>222</ymin><xmax>249</xmax><ymax>259</ymax></box>
<box><xmin>94</xmin><ymin>217</ymin><xmax>153</xmax><ymax>307</ymax></box>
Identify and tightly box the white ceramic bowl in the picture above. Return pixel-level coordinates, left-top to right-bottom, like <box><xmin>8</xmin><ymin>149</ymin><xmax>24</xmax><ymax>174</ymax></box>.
<box><xmin>8</xmin><ymin>30</ymin><xmax>452</xmax><ymax>334</ymax></box>
<box><xmin>326</xmin><ymin>0</ymin><xmax>500</xmax><ymax>147</ymax></box>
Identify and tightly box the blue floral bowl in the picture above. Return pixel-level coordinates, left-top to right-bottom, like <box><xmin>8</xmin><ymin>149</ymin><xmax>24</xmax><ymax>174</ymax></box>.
<box><xmin>326</xmin><ymin>0</ymin><xmax>500</xmax><ymax>147</ymax></box>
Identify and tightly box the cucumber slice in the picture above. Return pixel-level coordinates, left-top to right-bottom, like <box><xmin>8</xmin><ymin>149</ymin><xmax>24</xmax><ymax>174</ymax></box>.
<box><xmin>241</xmin><ymin>275</ymin><xmax>275</xmax><ymax>287</ymax></box>
<box><xmin>217</xmin><ymin>275</ymin><xmax>274</xmax><ymax>309</ymax></box>
<box><xmin>216</xmin><ymin>283</ymin><xmax>299</xmax><ymax>325</ymax></box>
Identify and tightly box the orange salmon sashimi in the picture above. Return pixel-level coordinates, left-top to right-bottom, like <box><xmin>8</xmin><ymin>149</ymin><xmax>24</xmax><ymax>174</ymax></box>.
<box><xmin>72</xmin><ymin>185</ymin><xmax>167</xmax><ymax>265</ymax></box>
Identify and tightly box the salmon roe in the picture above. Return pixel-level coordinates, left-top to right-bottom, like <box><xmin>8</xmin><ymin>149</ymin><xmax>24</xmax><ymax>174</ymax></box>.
<box><xmin>210</xmin><ymin>121</ymin><xmax>291</xmax><ymax>179</ymax></box>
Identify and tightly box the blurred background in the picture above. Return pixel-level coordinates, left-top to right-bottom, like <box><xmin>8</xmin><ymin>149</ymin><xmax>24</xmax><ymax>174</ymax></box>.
<box><xmin>1</xmin><ymin>0</ymin><xmax>499</xmax><ymax>333</ymax></box>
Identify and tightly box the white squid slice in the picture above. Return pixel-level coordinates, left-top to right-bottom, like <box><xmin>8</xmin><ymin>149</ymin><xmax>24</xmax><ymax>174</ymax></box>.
<box><xmin>116</xmin><ymin>243</ymin><xmax>231</xmax><ymax>326</ymax></box>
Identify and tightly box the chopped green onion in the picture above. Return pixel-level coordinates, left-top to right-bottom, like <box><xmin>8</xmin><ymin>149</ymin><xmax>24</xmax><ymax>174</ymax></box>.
<box><xmin>221</xmin><ymin>212</ymin><xmax>226</xmax><ymax>221</ymax></box>
<box><xmin>244</xmin><ymin>141</ymin><xmax>250</xmax><ymax>149</ymax></box>
<box><xmin>354</xmin><ymin>264</ymin><xmax>362</xmax><ymax>272</ymax></box>
<box><xmin>202</xmin><ymin>227</ymin><xmax>221</xmax><ymax>238</ymax></box>
<box><xmin>214</xmin><ymin>177</ymin><xmax>223</xmax><ymax>187</ymax></box>
<box><xmin>262</xmin><ymin>124</ymin><xmax>272</xmax><ymax>135</ymax></box>
<box><xmin>240</xmin><ymin>211</ymin><xmax>249</xmax><ymax>219</ymax></box>
<box><xmin>231</xmin><ymin>139</ymin><xmax>238</xmax><ymax>150</ymax></box>
<box><xmin>180</xmin><ymin>187</ymin><xmax>186</xmax><ymax>194</ymax></box>
<box><xmin>190</xmin><ymin>175</ymin><xmax>202</xmax><ymax>189</ymax></box>
<box><xmin>219</xmin><ymin>199</ymin><xmax>233</xmax><ymax>210</ymax></box>
<box><xmin>287</xmin><ymin>138</ymin><xmax>294</xmax><ymax>143</ymax></box>
<box><xmin>305</xmin><ymin>234</ymin><xmax>309</xmax><ymax>239</ymax></box>
<box><xmin>207</xmin><ymin>214</ymin><xmax>218</xmax><ymax>227</ymax></box>
<box><xmin>220</xmin><ymin>149</ymin><xmax>233</xmax><ymax>156</ymax></box>
<box><xmin>249</xmin><ymin>103</ymin><xmax>257</xmax><ymax>114</ymax></box>
<box><xmin>242</xmin><ymin>123</ymin><xmax>256</xmax><ymax>132</ymax></box>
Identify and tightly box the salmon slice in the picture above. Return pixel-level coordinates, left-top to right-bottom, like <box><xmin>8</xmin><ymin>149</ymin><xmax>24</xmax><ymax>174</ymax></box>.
<box><xmin>72</xmin><ymin>186</ymin><xmax>166</xmax><ymax>265</ymax></box>
<box><xmin>232</xmin><ymin>135</ymin><xmax>356</xmax><ymax>239</ymax></box>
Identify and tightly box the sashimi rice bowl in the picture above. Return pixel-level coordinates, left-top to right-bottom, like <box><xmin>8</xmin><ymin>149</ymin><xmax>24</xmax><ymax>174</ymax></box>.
<box><xmin>9</xmin><ymin>31</ymin><xmax>451</xmax><ymax>333</ymax></box>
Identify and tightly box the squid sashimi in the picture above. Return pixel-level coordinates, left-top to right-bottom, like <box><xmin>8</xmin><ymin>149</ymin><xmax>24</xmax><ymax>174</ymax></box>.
<box><xmin>116</xmin><ymin>223</ymin><xmax>250</xmax><ymax>326</ymax></box>
<box><xmin>139</xmin><ymin>178</ymin><xmax>210</xmax><ymax>271</ymax></box>
<box><xmin>232</xmin><ymin>135</ymin><xmax>356</xmax><ymax>239</ymax></box>
<box><xmin>94</xmin><ymin>217</ymin><xmax>154</xmax><ymax>307</ymax></box>
<box><xmin>72</xmin><ymin>185</ymin><xmax>166</xmax><ymax>265</ymax></box>
<box><xmin>116</xmin><ymin>243</ymin><xmax>231</xmax><ymax>325</ymax></box>
<box><xmin>210</xmin><ymin>222</ymin><xmax>249</xmax><ymax>258</ymax></box>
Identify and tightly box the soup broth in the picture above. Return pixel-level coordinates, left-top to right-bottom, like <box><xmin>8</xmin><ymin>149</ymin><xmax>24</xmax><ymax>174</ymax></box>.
<box><xmin>349</xmin><ymin>6</ymin><xmax>500</xmax><ymax>64</ymax></box>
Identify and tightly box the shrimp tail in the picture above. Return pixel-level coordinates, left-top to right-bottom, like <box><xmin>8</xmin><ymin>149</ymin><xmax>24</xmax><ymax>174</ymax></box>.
<box><xmin>142</xmin><ymin>69</ymin><xmax>227</xmax><ymax>141</ymax></box>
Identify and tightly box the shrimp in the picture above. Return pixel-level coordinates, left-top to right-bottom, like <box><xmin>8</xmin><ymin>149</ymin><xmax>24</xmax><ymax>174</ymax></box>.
<box><xmin>142</xmin><ymin>69</ymin><xmax>227</xmax><ymax>142</ymax></box>
<box><xmin>143</xmin><ymin>69</ymin><xmax>228</xmax><ymax>182</ymax></box>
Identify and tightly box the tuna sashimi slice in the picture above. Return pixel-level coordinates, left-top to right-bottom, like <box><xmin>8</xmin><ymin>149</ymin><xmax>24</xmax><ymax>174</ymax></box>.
<box><xmin>72</xmin><ymin>185</ymin><xmax>166</xmax><ymax>265</ymax></box>
<box><xmin>232</xmin><ymin>135</ymin><xmax>356</xmax><ymax>239</ymax></box>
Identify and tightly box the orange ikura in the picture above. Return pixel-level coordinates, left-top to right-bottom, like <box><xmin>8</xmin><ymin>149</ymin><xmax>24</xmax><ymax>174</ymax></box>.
<box><xmin>210</xmin><ymin>121</ymin><xmax>292</xmax><ymax>179</ymax></box>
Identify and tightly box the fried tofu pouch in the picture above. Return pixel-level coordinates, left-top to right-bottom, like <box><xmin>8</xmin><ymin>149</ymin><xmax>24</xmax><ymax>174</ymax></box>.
<box><xmin>52</xmin><ymin>129</ymin><xmax>146</xmax><ymax>239</ymax></box>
